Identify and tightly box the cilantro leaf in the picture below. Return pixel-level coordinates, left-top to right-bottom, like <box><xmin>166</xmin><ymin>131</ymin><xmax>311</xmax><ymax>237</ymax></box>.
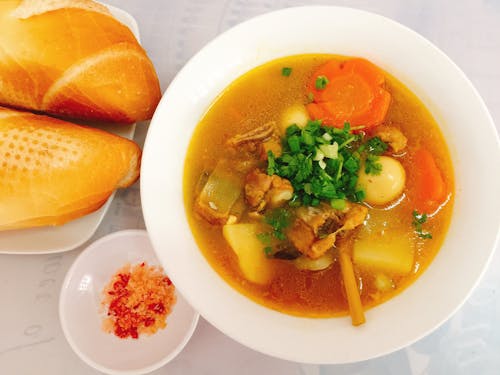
<box><xmin>366</xmin><ymin>137</ymin><xmax>388</xmax><ymax>155</ymax></box>
<box><xmin>264</xmin><ymin>208</ymin><xmax>292</xmax><ymax>241</ymax></box>
<box><xmin>412</xmin><ymin>210</ymin><xmax>433</xmax><ymax>239</ymax></box>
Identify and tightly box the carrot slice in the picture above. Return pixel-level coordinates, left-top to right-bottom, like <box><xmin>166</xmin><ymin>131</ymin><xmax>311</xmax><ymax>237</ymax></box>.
<box><xmin>413</xmin><ymin>148</ymin><xmax>447</xmax><ymax>214</ymax></box>
<box><xmin>306</xmin><ymin>58</ymin><xmax>390</xmax><ymax>128</ymax></box>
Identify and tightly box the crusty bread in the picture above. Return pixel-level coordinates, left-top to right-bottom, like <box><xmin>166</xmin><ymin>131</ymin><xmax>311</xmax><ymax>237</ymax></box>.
<box><xmin>0</xmin><ymin>106</ymin><xmax>141</xmax><ymax>231</ymax></box>
<box><xmin>0</xmin><ymin>0</ymin><xmax>161</xmax><ymax>123</ymax></box>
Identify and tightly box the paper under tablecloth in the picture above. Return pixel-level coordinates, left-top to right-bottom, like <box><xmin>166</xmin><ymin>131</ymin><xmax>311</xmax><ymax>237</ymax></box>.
<box><xmin>1</xmin><ymin>1</ymin><xmax>499</xmax><ymax>374</ymax></box>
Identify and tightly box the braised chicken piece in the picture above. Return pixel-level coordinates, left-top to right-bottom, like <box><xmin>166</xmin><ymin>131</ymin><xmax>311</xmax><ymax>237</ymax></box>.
<box><xmin>196</xmin><ymin>123</ymin><xmax>286</xmax><ymax>224</ymax></box>
<box><xmin>244</xmin><ymin>169</ymin><xmax>293</xmax><ymax>212</ymax></box>
<box><xmin>227</xmin><ymin>121</ymin><xmax>282</xmax><ymax>160</ymax></box>
<box><xmin>287</xmin><ymin>203</ymin><xmax>368</xmax><ymax>259</ymax></box>
<box><xmin>227</xmin><ymin>122</ymin><xmax>276</xmax><ymax>146</ymax></box>
<box><xmin>372</xmin><ymin>126</ymin><xmax>407</xmax><ymax>153</ymax></box>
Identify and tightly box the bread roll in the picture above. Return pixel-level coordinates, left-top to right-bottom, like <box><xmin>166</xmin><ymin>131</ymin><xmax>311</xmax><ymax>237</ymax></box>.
<box><xmin>0</xmin><ymin>0</ymin><xmax>161</xmax><ymax>123</ymax></box>
<box><xmin>0</xmin><ymin>106</ymin><xmax>141</xmax><ymax>231</ymax></box>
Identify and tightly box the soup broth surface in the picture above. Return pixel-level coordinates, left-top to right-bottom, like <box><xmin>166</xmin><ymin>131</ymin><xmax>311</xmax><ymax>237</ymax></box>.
<box><xmin>184</xmin><ymin>54</ymin><xmax>454</xmax><ymax>317</ymax></box>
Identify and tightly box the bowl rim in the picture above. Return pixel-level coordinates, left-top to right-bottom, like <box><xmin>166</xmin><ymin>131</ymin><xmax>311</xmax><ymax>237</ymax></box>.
<box><xmin>141</xmin><ymin>5</ymin><xmax>500</xmax><ymax>364</ymax></box>
<box><xmin>59</xmin><ymin>229</ymin><xmax>200</xmax><ymax>375</ymax></box>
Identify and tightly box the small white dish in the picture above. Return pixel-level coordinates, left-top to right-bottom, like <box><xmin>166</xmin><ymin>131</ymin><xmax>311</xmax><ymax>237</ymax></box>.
<box><xmin>59</xmin><ymin>230</ymin><xmax>199</xmax><ymax>375</ymax></box>
<box><xmin>0</xmin><ymin>3</ymin><xmax>137</xmax><ymax>254</ymax></box>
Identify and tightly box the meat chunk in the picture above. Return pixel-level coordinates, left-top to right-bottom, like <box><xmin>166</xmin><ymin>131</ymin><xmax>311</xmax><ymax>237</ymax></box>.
<box><xmin>286</xmin><ymin>219</ymin><xmax>316</xmax><ymax>256</ymax></box>
<box><xmin>227</xmin><ymin>122</ymin><xmax>276</xmax><ymax>146</ymax></box>
<box><xmin>228</xmin><ymin>122</ymin><xmax>282</xmax><ymax>162</ymax></box>
<box><xmin>295</xmin><ymin>205</ymin><xmax>342</xmax><ymax>234</ymax></box>
<box><xmin>245</xmin><ymin>169</ymin><xmax>273</xmax><ymax>210</ymax></box>
<box><xmin>287</xmin><ymin>203</ymin><xmax>368</xmax><ymax>259</ymax></box>
<box><xmin>268</xmin><ymin>175</ymin><xmax>294</xmax><ymax>207</ymax></box>
<box><xmin>244</xmin><ymin>169</ymin><xmax>293</xmax><ymax>211</ymax></box>
<box><xmin>372</xmin><ymin>126</ymin><xmax>407</xmax><ymax>153</ymax></box>
<box><xmin>341</xmin><ymin>203</ymin><xmax>368</xmax><ymax>231</ymax></box>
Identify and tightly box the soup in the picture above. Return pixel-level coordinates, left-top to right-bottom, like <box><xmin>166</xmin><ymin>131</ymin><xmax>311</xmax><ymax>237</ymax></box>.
<box><xmin>184</xmin><ymin>55</ymin><xmax>453</xmax><ymax>325</ymax></box>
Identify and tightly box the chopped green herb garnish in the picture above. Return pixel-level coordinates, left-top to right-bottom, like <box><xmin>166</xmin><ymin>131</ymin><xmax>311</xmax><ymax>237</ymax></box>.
<box><xmin>307</xmin><ymin>92</ymin><xmax>315</xmax><ymax>102</ymax></box>
<box><xmin>287</xmin><ymin>135</ymin><xmax>301</xmax><ymax>153</ymax></box>
<box><xmin>366</xmin><ymin>136</ymin><xmax>388</xmax><ymax>155</ymax></box>
<box><xmin>365</xmin><ymin>154</ymin><xmax>383</xmax><ymax>175</ymax></box>
<box><xmin>315</xmin><ymin>75</ymin><xmax>329</xmax><ymax>90</ymax></box>
<box><xmin>267</xmin><ymin>150</ymin><xmax>276</xmax><ymax>175</ymax></box>
<box><xmin>257</xmin><ymin>232</ymin><xmax>271</xmax><ymax>244</ymax></box>
<box><xmin>282</xmin><ymin>67</ymin><xmax>292</xmax><ymax>77</ymax></box>
<box><xmin>359</xmin><ymin>136</ymin><xmax>388</xmax><ymax>175</ymax></box>
<box><xmin>330</xmin><ymin>198</ymin><xmax>346</xmax><ymax>210</ymax></box>
<box><xmin>264</xmin><ymin>208</ymin><xmax>292</xmax><ymax>241</ymax></box>
<box><xmin>412</xmin><ymin>210</ymin><xmax>433</xmax><ymax>239</ymax></box>
<box><xmin>257</xmin><ymin>232</ymin><xmax>274</xmax><ymax>257</ymax></box>
<box><xmin>266</xmin><ymin>121</ymin><xmax>365</xmax><ymax>206</ymax></box>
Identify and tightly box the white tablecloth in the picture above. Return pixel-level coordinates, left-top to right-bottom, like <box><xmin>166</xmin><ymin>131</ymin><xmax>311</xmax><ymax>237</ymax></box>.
<box><xmin>1</xmin><ymin>1</ymin><xmax>499</xmax><ymax>374</ymax></box>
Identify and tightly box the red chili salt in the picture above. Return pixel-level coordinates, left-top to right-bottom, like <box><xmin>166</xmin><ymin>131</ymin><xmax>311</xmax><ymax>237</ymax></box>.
<box><xmin>101</xmin><ymin>263</ymin><xmax>176</xmax><ymax>339</ymax></box>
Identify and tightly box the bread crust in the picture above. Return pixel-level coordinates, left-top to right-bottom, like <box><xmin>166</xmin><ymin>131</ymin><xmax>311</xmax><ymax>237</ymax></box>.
<box><xmin>0</xmin><ymin>0</ymin><xmax>161</xmax><ymax>123</ymax></box>
<box><xmin>0</xmin><ymin>106</ymin><xmax>141</xmax><ymax>230</ymax></box>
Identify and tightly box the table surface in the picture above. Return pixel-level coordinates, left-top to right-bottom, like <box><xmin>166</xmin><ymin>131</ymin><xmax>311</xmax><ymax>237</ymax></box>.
<box><xmin>1</xmin><ymin>1</ymin><xmax>499</xmax><ymax>374</ymax></box>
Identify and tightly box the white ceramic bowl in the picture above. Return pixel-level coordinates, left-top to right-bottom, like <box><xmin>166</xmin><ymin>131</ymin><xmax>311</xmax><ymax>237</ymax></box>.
<box><xmin>141</xmin><ymin>6</ymin><xmax>500</xmax><ymax>364</ymax></box>
<box><xmin>59</xmin><ymin>230</ymin><xmax>199</xmax><ymax>374</ymax></box>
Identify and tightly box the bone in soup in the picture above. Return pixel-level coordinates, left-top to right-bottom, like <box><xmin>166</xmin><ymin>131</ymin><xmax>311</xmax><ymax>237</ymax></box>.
<box><xmin>184</xmin><ymin>55</ymin><xmax>454</xmax><ymax>325</ymax></box>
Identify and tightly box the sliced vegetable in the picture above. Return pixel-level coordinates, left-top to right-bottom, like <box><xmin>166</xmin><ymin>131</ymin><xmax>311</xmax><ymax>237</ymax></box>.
<box><xmin>339</xmin><ymin>245</ymin><xmax>365</xmax><ymax>326</ymax></box>
<box><xmin>319</xmin><ymin>143</ymin><xmax>338</xmax><ymax>159</ymax></box>
<box><xmin>306</xmin><ymin>58</ymin><xmax>391</xmax><ymax>128</ymax></box>
<box><xmin>353</xmin><ymin>235</ymin><xmax>414</xmax><ymax>274</ymax></box>
<box><xmin>357</xmin><ymin>156</ymin><xmax>406</xmax><ymax>205</ymax></box>
<box><xmin>315</xmin><ymin>75</ymin><xmax>329</xmax><ymax>90</ymax></box>
<box><xmin>413</xmin><ymin>148</ymin><xmax>446</xmax><ymax>214</ymax></box>
<box><xmin>195</xmin><ymin>160</ymin><xmax>243</xmax><ymax>224</ymax></box>
<box><xmin>330</xmin><ymin>198</ymin><xmax>346</xmax><ymax>210</ymax></box>
<box><xmin>223</xmin><ymin>223</ymin><xmax>272</xmax><ymax>284</ymax></box>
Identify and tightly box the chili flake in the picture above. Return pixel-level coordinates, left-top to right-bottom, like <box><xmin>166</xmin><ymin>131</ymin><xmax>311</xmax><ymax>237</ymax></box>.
<box><xmin>101</xmin><ymin>262</ymin><xmax>176</xmax><ymax>339</ymax></box>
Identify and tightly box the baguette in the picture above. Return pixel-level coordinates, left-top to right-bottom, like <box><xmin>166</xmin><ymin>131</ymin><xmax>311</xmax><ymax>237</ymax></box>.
<box><xmin>0</xmin><ymin>0</ymin><xmax>161</xmax><ymax>123</ymax></box>
<box><xmin>0</xmin><ymin>106</ymin><xmax>141</xmax><ymax>231</ymax></box>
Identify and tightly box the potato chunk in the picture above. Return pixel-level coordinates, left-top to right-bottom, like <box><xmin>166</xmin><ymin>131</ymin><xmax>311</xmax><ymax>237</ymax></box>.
<box><xmin>222</xmin><ymin>223</ymin><xmax>272</xmax><ymax>284</ymax></box>
<box><xmin>353</xmin><ymin>235</ymin><xmax>414</xmax><ymax>274</ymax></box>
<box><xmin>281</xmin><ymin>104</ymin><xmax>309</xmax><ymax>132</ymax></box>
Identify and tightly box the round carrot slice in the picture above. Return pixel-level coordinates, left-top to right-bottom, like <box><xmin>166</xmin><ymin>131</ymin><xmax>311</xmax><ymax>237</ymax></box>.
<box><xmin>306</xmin><ymin>58</ymin><xmax>391</xmax><ymax>128</ymax></box>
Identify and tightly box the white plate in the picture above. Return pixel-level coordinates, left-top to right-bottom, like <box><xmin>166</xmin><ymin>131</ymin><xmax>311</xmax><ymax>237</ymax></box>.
<box><xmin>0</xmin><ymin>4</ymin><xmax>138</xmax><ymax>254</ymax></box>
<box><xmin>141</xmin><ymin>6</ymin><xmax>500</xmax><ymax>364</ymax></box>
<box><xmin>59</xmin><ymin>230</ymin><xmax>199</xmax><ymax>375</ymax></box>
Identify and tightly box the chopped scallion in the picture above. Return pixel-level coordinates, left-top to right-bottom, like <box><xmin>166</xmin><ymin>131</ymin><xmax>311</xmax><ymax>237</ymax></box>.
<box><xmin>319</xmin><ymin>143</ymin><xmax>338</xmax><ymax>159</ymax></box>
<box><xmin>281</xmin><ymin>67</ymin><xmax>292</xmax><ymax>77</ymax></box>
<box><xmin>330</xmin><ymin>198</ymin><xmax>346</xmax><ymax>210</ymax></box>
<box><xmin>315</xmin><ymin>75</ymin><xmax>330</xmax><ymax>90</ymax></box>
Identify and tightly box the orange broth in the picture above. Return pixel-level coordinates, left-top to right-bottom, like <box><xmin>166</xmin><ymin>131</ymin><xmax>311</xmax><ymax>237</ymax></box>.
<box><xmin>183</xmin><ymin>54</ymin><xmax>454</xmax><ymax>317</ymax></box>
